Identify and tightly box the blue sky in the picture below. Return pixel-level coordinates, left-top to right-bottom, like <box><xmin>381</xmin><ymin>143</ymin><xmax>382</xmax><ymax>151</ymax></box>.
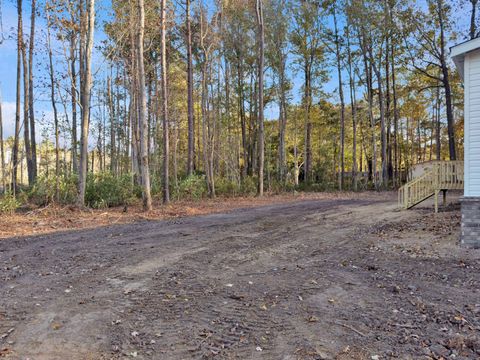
<box><xmin>0</xmin><ymin>0</ymin><xmax>471</xmax><ymax>140</ymax></box>
<box><xmin>0</xmin><ymin>0</ymin><xmax>338</xmax><ymax>141</ymax></box>
<box><xmin>0</xmin><ymin>0</ymin><xmax>114</xmax><ymax>139</ymax></box>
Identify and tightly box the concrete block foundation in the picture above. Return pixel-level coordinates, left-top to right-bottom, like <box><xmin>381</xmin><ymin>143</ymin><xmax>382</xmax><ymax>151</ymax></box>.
<box><xmin>461</xmin><ymin>197</ymin><xmax>480</xmax><ymax>248</ymax></box>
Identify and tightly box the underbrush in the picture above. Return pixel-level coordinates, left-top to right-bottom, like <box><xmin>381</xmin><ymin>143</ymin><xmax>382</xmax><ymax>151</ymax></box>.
<box><xmin>27</xmin><ymin>172</ymin><xmax>138</xmax><ymax>209</ymax></box>
<box><xmin>172</xmin><ymin>174</ymin><xmax>208</xmax><ymax>201</ymax></box>
<box><xmin>215</xmin><ymin>176</ymin><xmax>258</xmax><ymax>197</ymax></box>
<box><xmin>0</xmin><ymin>171</ymin><xmax>353</xmax><ymax>214</ymax></box>
<box><xmin>214</xmin><ymin>178</ymin><xmax>241</xmax><ymax>197</ymax></box>
<box><xmin>29</xmin><ymin>175</ymin><xmax>78</xmax><ymax>206</ymax></box>
<box><xmin>296</xmin><ymin>182</ymin><xmax>337</xmax><ymax>192</ymax></box>
<box><xmin>85</xmin><ymin>172</ymin><xmax>138</xmax><ymax>208</ymax></box>
<box><xmin>0</xmin><ymin>192</ymin><xmax>21</xmax><ymax>214</ymax></box>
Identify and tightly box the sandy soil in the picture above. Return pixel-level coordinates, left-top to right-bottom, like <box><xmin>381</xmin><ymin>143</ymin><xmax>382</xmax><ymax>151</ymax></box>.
<box><xmin>0</xmin><ymin>192</ymin><xmax>383</xmax><ymax>239</ymax></box>
<box><xmin>1</xmin><ymin>192</ymin><xmax>479</xmax><ymax>359</ymax></box>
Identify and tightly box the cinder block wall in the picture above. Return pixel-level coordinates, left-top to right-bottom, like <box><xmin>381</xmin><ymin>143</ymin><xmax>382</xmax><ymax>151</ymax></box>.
<box><xmin>461</xmin><ymin>197</ymin><xmax>480</xmax><ymax>248</ymax></box>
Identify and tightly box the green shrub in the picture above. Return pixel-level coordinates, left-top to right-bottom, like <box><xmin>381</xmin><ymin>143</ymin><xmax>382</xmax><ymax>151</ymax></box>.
<box><xmin>296</xmin><ymin>181</ymin><xmax>335</xmax><ymax>192</ymax></box>
<box><xmin>29</xmin><ymin>175</ymin><xmax>78</xmax><ymax>206</ymax></box>
<box><xmin>240</xmin><ymin>176</ymin><xmax>258</xmax><ymax>196</ymax></box>
<box><xmin>267</xmin><ymin>179</ymin><xmax>295</xmax><ymax>194</ymax></box>
<box><xmin>214</xmin><ymin>176</ymin><xmax>259</xmax><ymax>197</ymax></box>
<box><xmin>85</xmin><ymin>172</ymin><xmax>138</xmax><ymax>208</ymax></box>
<box><xmin>0</xmin><ymin>193</ymin><xmax>20</xmax><ymax>215</ymax></box>
<box><xmin>58</xmin><ymin>175</ymin><xmax>78</xmax><ymax>203</ymax></box>
<box><xmin>150</xmin><ymin>174</ymin><xmax>163</xmax><ymax>196</ymax></box>
<box><xmin>172</xmin><ymin>175</ymin><xmax>208</xmax><ymax>201</ymax></box>
<box><xmin>215</xmin><ymin>177</ymin><xmax>241</xmax><ymax>197</ymax></box>
<box><xmin>29</xmin><ymin>176</ymin><xmax>56</xmax><ymax>206</ymax></box>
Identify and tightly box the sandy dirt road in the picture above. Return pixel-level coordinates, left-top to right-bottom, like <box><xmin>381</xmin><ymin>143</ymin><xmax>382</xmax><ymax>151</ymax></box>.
<box><xmin>1</xmin><ymin>193</ymin><xmax>479</xmax><ymax>359</ymax></box>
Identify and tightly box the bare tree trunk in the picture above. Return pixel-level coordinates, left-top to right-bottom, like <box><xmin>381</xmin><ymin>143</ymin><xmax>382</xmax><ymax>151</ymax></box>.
<box><xmin>186</xmin><ymin>0</ymin><xmax>195</xmax><ymax>176</ymax></box>
<box><xmin>417</xmin><ymin>119</ymin><xmax>422</xmax><ymax>162</ymax></box>
<box><xmin>398</xmin><ymin>119</ymin><xmax>403</xmax><ymax>180</ymax></box>
<box><xmin>237</xmin><ymin>61</ymin><xmax>247</xmax><ymax>181</ymax></box>
<box><xmin>278</xmin><ymin>58</ymin><xmax>287</xmax><ymax>183</ymax></box>
<box><xmin>130</xmin><ymin>86</ymin><xmax>139</xmax><ymax>179</ymax></box>
<box><xmin>359</xmin><ymin>32</ymin><xmax>377</xmax><ymax>188</ymax></box>
<box><xmin>208</xmin><ymin>67</ymin><xmax>216</xmax><ymax>197</ymax></box>
<box><xmin>58</xmin><ymin>82</ymin><xmax>71</xmax><ymax>175</ymax></box>
<box><xmin>304</xmin><ymin>68</ymin><xmax>312</xmax><ymax>183</ymax></box>
<box><xmin>77</xmin><ymin>0</ymin><xmax>95</xmax><ymax>206</ymax></box>
<box><xmin>435</xmin><ymin>85</ymin><xmax>441</xmax><ymax>160</ymax></box>
<box><xmin>97</xmin><ymin>121</ymin><xmax>103</xmax><ymax>172</ymax></box>
<box><xmin>470</xmin><ymin>0</ymin><xmax>478</xmax><ymax>39</ymax></box>
<box><xmin>370</xmin><ymin>66</ymin><xmax>377</xmax><ymax>188</ymax></box>
<box><xmin>365</xmin><ymin>33</ymin><xmax>387</xmax><ymax>188</ymax></box>
<box><xmin>201</xmin><ymin>62</ymin><xmax>211</xmax><ymax>196</ymax></box>
<box><xmin>198</xmin><ymin>7</ymin><xmax>216</xmax><ymax>197</ymax></box>
<box><xmin>20</xmin><ymin>146</ymin><xmax>24</xmax><ymax>184</ymax></box>
<box><xmin>224</xmin><ymin>59</ymin><xmax>235</xmax><ymax>181</ymax></box>
<box><xmin>385</xmin><ymin>31</ymin><xmax>392</xmax><ymax>183</ymax></box>
<box><xmin>441</xmin><ymin>70</ymin><xmax>456</xmax><ymax>160</ymax></box>
<box><xmin>391</xmin><ymin>41</ymin><xmax>399</xmax><ymax>187</ymax></box>
<box><xmin>28</xmin><ymin>0</ymin><xmax>37</xmax><ymax>183</ymax></box>
<box><xmin>12</xmin><ymin>0</ymin><xmax>23</xmax><ymax>194</ymax></box>
<box><xmin>429</xmin><ymin>106</ymin><xmax>434</xmax><ymax>161</ymax></box>
<box><xmin>173</xmin><ymin>116</ymin><xmax>179</xmax><ymax>187</ymax></box>
<box><xmin>0</xmin><ymin>91</ymin><xmax>5</xmax><ymax>192</ymax></box>
<box><xmin>147</xmin><ymin>74</ymin><xmax>152</xmax><ymax>164</ymax></box>
<box><xmin>46</xmin><ymin>6</ymin><xmax>60</xmax><ymax>201</ymax></box>
<box><xmin>333</xmin><ymin>9</ymin><xmax>345</xmax><ymax>190</ymax></box>
<box><xmin>160</xmin><ymin>0</ymin><xmax>170</xmax><ymax>204</ymax></box>
<box><xmin>248</xmin><ymin>74</ymin><xmax>255</xmax><ymax>176</ymax></box>
<box><xmin>115</xmin><ymin>66</ymin><xmax>122</xmax><ymax>173</ymax></box>
<box><xmin>137</xmin><ymin>0</ymin><xmax>152</xmax><ymax>210</ymax></box>
<box><xmin>346</xmin><ymin>28</ymin><xmax>357</xmax><ymax>191</ymax></box>
<box><xmin>256</xmin><ymin>0</ymin><xmax>265</xmax><ymax>196</ymax></box>
<box><xmin>22</xmin><ymin>31</ymin><xmax>33</xmax><ymax>186</ymax></box>
<box><xmin>129</xmin><ymin>17</ymin><xmax>139</xmax><ymax>181</ymax></box>
<box><xmin>107</xmin><ymin>75</ymin><xmax>116</xmax><ymax>173</ymax></box>
<box><xmin>70</xmin><ymin>29</ymin><xmax>78</xmax><ymax>174</ymax></box>
<box><xmin>437</xmin><ymin>0</ymin><xmax>456</xmax><ymax>160</ymax></box>
<box><xmin>293</xmin><ymin>109</ymin><xmax>299</xmax><ymax>186</ymax></box>
<box><xmin>372</xmin><ymin>60</ymin><xmax>387</xmax><ymax>187</ymax></box>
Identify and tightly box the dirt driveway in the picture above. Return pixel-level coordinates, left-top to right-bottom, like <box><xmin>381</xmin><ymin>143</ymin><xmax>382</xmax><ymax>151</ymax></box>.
<box><xmin>1</xmin><ymin>193</ymin><xmax>479</xmax><ymax>359</ymax></box>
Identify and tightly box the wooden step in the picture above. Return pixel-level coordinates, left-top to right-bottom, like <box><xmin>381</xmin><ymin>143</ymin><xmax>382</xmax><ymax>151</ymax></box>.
<box><xmin>398</xmin><ymin>161</ymin><xmax>464</xmax><ymax>212</ymax></box>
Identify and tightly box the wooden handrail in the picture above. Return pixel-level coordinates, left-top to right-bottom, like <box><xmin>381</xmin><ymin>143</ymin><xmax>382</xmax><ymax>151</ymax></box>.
<box><xmin>431</xmin><ymin>161</ymin><xmax>464</xmax><ymax>190</ymax></box>
<box><xmin>398</xmin><ymin>161</ymin><xmax>464</xmax><ymax>210</ymax></box>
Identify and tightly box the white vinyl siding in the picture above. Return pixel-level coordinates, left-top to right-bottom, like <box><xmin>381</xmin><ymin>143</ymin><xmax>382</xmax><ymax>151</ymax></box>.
<box><xmin>466</xmin><ymin>50</ymin><xmax>480</xmax><ymax>196</ymax></box>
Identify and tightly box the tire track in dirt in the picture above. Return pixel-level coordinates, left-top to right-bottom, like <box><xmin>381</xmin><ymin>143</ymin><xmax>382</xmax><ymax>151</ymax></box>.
<box><xmin>6</xmin><ymin>195</ymin><xmax>474</xmax><ymax>359</ymax></box>
<box><xmin>100</xmin><ymin>198</ymin><xmax>406</xmax><ymax>359</ymax></box>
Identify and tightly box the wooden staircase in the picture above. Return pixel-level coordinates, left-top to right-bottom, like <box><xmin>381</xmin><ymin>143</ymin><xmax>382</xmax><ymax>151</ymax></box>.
<box><xmin>398</xmin><ymin>161</ymin><xmax>464</xmax><ymax>212</ymax></box>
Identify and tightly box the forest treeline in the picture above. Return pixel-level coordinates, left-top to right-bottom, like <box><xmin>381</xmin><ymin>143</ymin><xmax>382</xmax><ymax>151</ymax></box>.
<box><xmin>0</xmin><ymin>0</ymin><xmax>473</xmax><ymax>211</ymax></box>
